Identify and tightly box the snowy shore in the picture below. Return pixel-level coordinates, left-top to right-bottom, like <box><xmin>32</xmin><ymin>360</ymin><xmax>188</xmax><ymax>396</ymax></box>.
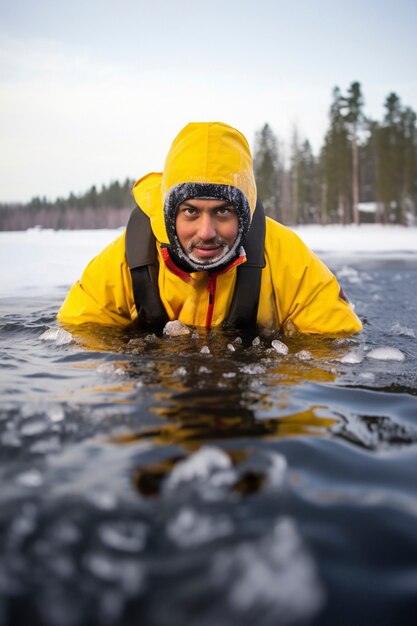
<box><xmin>1</xmin><ymin>225</ymin><xmax>417</xmax><ymax>298</ymax></box>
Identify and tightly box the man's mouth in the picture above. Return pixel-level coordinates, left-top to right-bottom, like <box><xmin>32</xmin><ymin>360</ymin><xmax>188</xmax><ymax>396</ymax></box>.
<box><xmin>187</xmin><ymin>240</ymin><xmax>229</xmax><ymax>264</ymax></box>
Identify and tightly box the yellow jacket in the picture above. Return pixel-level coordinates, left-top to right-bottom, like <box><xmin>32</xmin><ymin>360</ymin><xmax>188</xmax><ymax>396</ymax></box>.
<box><xmin>58</xmin><ymin>122</ymin><xmax>362</xmax><ymax>335</ymax></box>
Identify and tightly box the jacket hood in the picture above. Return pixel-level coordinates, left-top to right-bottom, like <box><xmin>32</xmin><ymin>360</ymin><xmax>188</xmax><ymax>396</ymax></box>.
<box><xmin>132</xmin><ymin>122</ymin><xmax>257</xmax><ymax>267</ymax></box>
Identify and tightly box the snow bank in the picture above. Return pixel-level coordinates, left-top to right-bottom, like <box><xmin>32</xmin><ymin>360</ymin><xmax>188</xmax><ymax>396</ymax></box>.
<box><xmin>0</xmin><ymin>225</ymin><xmax>416</xmax><ymax>297</ymax></box>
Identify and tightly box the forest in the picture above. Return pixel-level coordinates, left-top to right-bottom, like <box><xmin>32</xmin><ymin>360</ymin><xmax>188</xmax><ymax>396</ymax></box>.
<box><xmin>1</xmin><ymin>82</ymin><xmax>416</xmax><ymax>230</ymax></box>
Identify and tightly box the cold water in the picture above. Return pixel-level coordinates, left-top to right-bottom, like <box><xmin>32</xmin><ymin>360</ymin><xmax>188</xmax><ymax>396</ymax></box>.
<box><xmin>1</xmin><ymin>253</ymin><xmax>417</xmax><ymax>626</ymax></box>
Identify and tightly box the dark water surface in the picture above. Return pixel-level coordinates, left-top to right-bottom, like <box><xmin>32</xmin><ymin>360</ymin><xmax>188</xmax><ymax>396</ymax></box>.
<box><xmin>1</xmin><ymin>255</ymin><xmax>417</xmax><ymax>626</ymax></box>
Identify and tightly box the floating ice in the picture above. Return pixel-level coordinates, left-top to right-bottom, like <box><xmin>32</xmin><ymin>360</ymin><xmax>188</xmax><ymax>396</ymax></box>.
<box><xmin>390</xmin><ymin>321</ymin><xmax>416</xmax><ymax>338</ymax></box>
<box><xmin>84</xmin><ymin>552</ymin><xmax>144</xmax><ymax>593</ymax></box>
<box><xmin>198</xmin><ymin>366</ymin><xmax>211</xmax><ymax>374</ymax></box>
<box><xmin>47</xmin><ymin>404</ymin><xmax>65</xmax><ymax>423</ymax></box>
<box><xmin>1</xmin><ymin>430</ymin><xmax>21</xmax><ymax>447</ymax></box>
<box><xmin>223</xmin><ymin>372</ymin><xmax>237</xmax><ymax>378</ymax></box>
<box><xmin>227</xmin><ymin>343</ymin><xmax>236</xmax><ymax>352</ymax></box>
<box><xmin>163</xmin><ymin>320</ymin><xmax>191</xmax><ymax>336</ymax></box>
<box><xmin>252</xmin><ymin>336</ymin><xmax>261</xmax><ymax>347</ymax></box>
<box><xmin>240</xmin><ymin>364</ymin><xmax>266</xmax><ymax>375</ymax></box>
<box><xmin>366</xmin><ymin>347</ymin><xmax>405</xmax><ymax>362</ymax></box>
<box><xmin>211</xmin><ymin>517</ymin><xmax>324</xmax><ymax>621</ymax></box>
<box><xmin>99</xmin><ymin>520</ymin><xmax>147</xmax><ymax>553</ymax></box>
<box><xmin>40</xmin><ymin>327</ymin><xmax>74</xmax><ymax>345</ymax></box>
<box><xmin>89</xmin><ymin>489</ymin><xmax>118</xmax><ymax>511</ymax></box>
<box><xmin>200</xmin><ymin>345</ymin><xmax>211</xmax><ymax>354</ymax></box>
<box><xmin>164</xmin><ymin>446</ymin><xmax>233</xmax><ymax>492</ymax></box>
<box><xmin>271</xmin><ymin>339</ymin><xmax>289</xmax><ymax>355</ymax></box>
<box><xmin>173</xmin><ymin>366</ymin><xmax>187</xmax><ymax>377</ymax></box>
<box><xmin>295</xmin><ymin>350</ymin><xmax>313</xmax><ymax>361</ymax></box>
<box><xmin>337</xmin><ymin>265</ymin><xmax>361</xmax><ymax>283</ymax></box>
<box><xmin>16</xmin><ymin>469</ymin><xmax>44</xmax><ymax>487</ymax></box>
<box><xmin>239</xmin><ymin>450</ymin><xmax>287</xmax><ymax>489</ymax></box>
<box><xmin>359</xmin><ymin>372</ymin><xmax>376</xmax><ymax>381</ymax></box>
<box><xmin>166</xmin><ymin>507</ymin><xmax>234</xmax><ymax>548</ymax></box>
<box><xmin>338</xmin><ymin>349</ymin><xmax>364</xmax><ymax>364</ymax></box>
<box><xmin>30</xmin><ymin>436</ymin><xmax>61</xmax><ymax>454</ymax></box>
<box><xmin>20</xmin><ymin>418</ymin><xmax>49</xmax><ymax>437</ymax></box>
<box><xmin>97</xmin><ymin>363</ymin><xmax>126</xmax><ymax>376</ymax></box>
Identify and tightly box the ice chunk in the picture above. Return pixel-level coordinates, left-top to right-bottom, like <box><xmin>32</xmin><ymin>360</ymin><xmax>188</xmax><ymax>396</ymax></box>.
<box><xmin>238</xmin><ymin>450</ymin><xmax>287</xmax><ymax>490</ymax></box>
<box><xmin>240</xmin><ymin>364</ymin><xmax>266</xmax><ymax>375</ymax></box>
<box><xmin>366</xmin><ymin>347</ymin><xmax>405</xmax><ymax>362</ymax></box>
<box><xmin>20</xmin><ymin>419</ymin><xmax>49</xmax><ymax>437</ymax></box>
<box><xmin>40</xmin><ymin>327</ymin><xmax>73</xmax><ymax>345</ymax></box>
<box><xmin>223</xmin><ymin>372</ymin><xmax>236</xmax><ymax>378</ymax></box>
<box><xmin>30</xmin><ymin>436</ymin><xmax>61</xmax><ymax>454</ymax></box>
<box><xmin>200</xmin><ymin>345</ymin><xmax>211</xmax><ymax>354</ymax></box>
<box><xmin>89</xmin><ymin>489</ymin><xmax>118</xmax><ymax>511</ymax></box>
<box><xmin>338</xmin><ymin>349</ymin><xmax>364</xmax><ymax>364</ymax></box>
<box><xmin>173</xmin><ymin>366</ymin><xmax>187</xmax><ymax>377</ymax></box>
<box><xmin>163</xmin><ymin>320</ymin><xmax>191</xmax><ymax>336</ymax></box>
<box><xmin>337</xmin><ymin>265</ymin><xmax>361</xmax><ymax>283</ymax></box>
<box><xmin>97</xmin><ymin>363</ymin><xmax>125</xmax><ymax>376</ymax></box>
<box><xmin>295</xmin><ymin>350</ymin><xmax>313</xmax><ymax>361</ymax></box>
<box><xmin>252</xmin><ymin>336</ymin><xmax>261</xmax><ymax>347</ymax></box>
<box><xmin>227</xmin><ymin>343</ymin><xmax>236</xmax><ymax>352</ymax></box>
<box><xmin>47</xmin><ymin>404</ymin><xmax>65</xmax><ymax>423</ymax></box>
<box><xmin>1</xmin><ymin>430</ymin><xmax>22</xmax><ymax>447</ymax></box>
<box><xmin>166</xmin><ymin>507</ymin><xmax>233</xmax><ymax>547</ymax></box>
<box><xmin>164</xmin><ymin>446</ymin><xmax>233</xmax><ymax>491</ymax></box>
<box><xmin>271</xmin><ymin>339</ymin><xmax>289</xmax><ymax>355</ymax></box>
<box><xmin>99</xmin><ymin>520</ymin><xmax>147</xmax><ymax>553</ymax></box>
<box><xmin>390</xmin><ymin>322</ymin><xmax>415</xmax><ymax>338</ymax></box>
<box><xmin>16</xmin><ymin>469</ymin><xmax>44</xmax><ymax>487</ymax></box>
<box><xmin>211</xmin><ymin>517</ymin><xmax>324</xmax><ymax>620</ymax></box>
<box><xmin>84</xmin><ymin>552</ymin><xmax>144</xmax><ymax>593</ymax></box>
<box><xmin>198</xmin><ymin>366</ymin><xmax>211</xmax><ymax>374</ymax></box>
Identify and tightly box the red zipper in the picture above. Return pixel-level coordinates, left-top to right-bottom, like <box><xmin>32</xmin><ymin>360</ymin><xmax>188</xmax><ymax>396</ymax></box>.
<box><xmin>206</xmin><ymin>274</ymin><xmax>217</xmax><ymax>328</ymax></box>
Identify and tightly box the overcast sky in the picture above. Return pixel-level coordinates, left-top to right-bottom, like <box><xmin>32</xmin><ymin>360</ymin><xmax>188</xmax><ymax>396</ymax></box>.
<box><xmin>1</xmin><ymin>0</ymin><xmax>416</xmax><ymax>203</ymax></box>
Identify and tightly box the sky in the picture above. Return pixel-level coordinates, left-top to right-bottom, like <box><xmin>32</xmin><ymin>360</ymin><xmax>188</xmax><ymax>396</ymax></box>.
<box><xmin>1</xmin><ymin>0</ymin><xmax>417</xmax><ymax>203</ymax></box>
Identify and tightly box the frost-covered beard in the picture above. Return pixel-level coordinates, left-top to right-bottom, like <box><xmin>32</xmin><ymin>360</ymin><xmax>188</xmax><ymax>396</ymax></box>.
<box><xmin>187</xmin><ymin>237</ymin><xmax>231</xmax><ymax>266</ymax></box>
<box><xmin>164</xmin><ymin>182</ymin><xmax>251</xmax><ymax>273</ymax></box>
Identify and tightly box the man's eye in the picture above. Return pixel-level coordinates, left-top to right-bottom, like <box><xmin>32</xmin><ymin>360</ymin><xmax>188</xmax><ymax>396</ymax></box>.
<box><xmin>183</xmin><ymin>208</ymin><xmax>198</xmax><ymax>216</ymax></box>
<box><xmin>216</xmin><ymin>207</ymin><xmax>233</xmax><ymax>216</ymax></box>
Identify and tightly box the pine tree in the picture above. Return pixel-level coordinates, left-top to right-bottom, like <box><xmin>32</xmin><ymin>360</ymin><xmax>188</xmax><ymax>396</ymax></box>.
<box><xmin>319</xmin><ymin>87</ymin><xmax>351</xmax><ymax>223</ymax></box>
<box><xmin>253</xmin><ymin>123</ymin><xmax>282</xmax><ymax>221</ymax></box>
<box><xmin>341</xmin><ymin>81</ymin><xmax>364</xmax><ymax>225</ymax></box>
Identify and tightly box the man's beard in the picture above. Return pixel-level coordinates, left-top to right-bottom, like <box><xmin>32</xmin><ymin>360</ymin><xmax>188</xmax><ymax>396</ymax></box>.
<box><xmin>186</xmin><ymin>238</ymin><xmax>231</xmax><ymax>266</ymax></box>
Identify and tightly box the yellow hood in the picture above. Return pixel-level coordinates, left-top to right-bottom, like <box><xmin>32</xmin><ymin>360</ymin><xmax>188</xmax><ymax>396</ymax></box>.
<box><xmin>132</xmin><ymin>122</ymin><xmax>257</xmax><ymax>244</ymax></box>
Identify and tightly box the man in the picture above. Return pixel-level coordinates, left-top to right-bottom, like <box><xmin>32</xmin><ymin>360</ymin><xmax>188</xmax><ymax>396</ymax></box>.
<box><xmin>57</xmin><ymin>121</ymin><xmax>362</xmax><ymax>334</ymax></box>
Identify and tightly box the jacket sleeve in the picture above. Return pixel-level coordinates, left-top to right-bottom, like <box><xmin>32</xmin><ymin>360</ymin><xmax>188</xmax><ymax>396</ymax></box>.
<box><xmin>57</xmin><ymin>232</ymin><xmax>137</xmax><ymax>326</ymax></box>
<box><xmin>264</xmin><ymin>220</ymin><xmax>362</xmax><ymax>335</ymax></box>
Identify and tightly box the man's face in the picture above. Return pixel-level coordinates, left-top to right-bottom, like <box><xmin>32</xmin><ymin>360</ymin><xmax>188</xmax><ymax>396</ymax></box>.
<box><xmin>175</xmin><ymin>198</ymin><xmax>239</xmax><ymax>265</ymax></box>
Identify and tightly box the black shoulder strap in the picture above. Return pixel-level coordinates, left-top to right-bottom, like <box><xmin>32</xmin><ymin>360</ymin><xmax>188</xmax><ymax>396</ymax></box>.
<box><xmin>125</xmin><ymin>207</ymin><xmax>169</xmax><ymax>329</ymax></box>
<box><xmin>125</xmin><ymin>200</ymin><xmax>266</xmax><ymax>330</ymax></box>
<box><xmin>222</xmin><ymin>199</ymin><xmax>266</xmax><ymax>329</ymax></box>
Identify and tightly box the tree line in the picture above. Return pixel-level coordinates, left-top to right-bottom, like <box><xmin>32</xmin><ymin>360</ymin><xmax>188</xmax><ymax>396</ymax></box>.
<box><xmin>0</xmin><ymin>179</ymin><xmax>134</xmax><ymax>230</ymax></box>
<box><xmin>1</xmin><ymin>82</ymin><xmax>416</xmax><ymax>230</ymax></box>
<box><xmin>254</xmin><ymin>82</ymin><xmax>417</xmax><ymax>225</ymax></box>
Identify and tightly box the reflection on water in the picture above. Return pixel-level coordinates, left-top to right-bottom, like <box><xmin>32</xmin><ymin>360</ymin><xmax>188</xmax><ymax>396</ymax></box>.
<box><xmin>1</xmin><ymin>258</ymin><xmax>417</xmax><ymax>625</ymax></box>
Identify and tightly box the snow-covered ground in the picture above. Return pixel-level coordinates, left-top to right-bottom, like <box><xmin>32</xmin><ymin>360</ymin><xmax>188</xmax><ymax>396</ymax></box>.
<box><xmin>1</xmin><ymin>225</ymin><xmax>417</xmax><ymax>298</ymax></box>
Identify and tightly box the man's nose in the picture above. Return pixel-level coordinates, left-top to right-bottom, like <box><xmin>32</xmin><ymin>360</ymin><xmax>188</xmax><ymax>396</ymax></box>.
<box><xmin>197</xmin><ymin>214</ymin><xmax>217</xmax><ymax>240</ymax></box>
